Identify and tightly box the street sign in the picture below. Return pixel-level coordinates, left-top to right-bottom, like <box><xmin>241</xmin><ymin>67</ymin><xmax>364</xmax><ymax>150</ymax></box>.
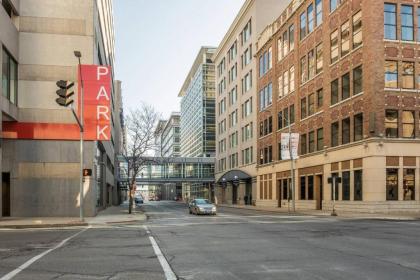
<box><xmin>280</xmin><ymin>133</ymin><xmax>299</xmax><ymax>160</ymax></box>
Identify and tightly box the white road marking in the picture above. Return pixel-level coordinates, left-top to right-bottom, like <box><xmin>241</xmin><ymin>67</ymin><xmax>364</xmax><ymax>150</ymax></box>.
<box><xmin>143</xmin><ymin>225</ymin><xmax>177</xmax><ymax>280</ymax></box>
<box><xmin>0</xmin><ymin>226</ymin><xmax>90</xmax><ymax>280</ymax></box>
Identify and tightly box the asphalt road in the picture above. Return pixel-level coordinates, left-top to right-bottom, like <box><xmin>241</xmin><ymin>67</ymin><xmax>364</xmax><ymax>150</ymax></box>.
<box><xmin>0</xmin><ymin>201</ymin><xmax>420</xmax><ymax>280</ymax></box>
<box><xmin>143</xmin><ymin>201</ymin><xmax>420</xmax><ymax>280</ymax></box>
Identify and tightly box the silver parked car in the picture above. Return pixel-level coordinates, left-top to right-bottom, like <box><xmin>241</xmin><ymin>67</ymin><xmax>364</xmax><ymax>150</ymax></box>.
<box><xmin>189</xmin><ymin>198</ymin><xmax>217</xmax><ymax>215</ymax></box>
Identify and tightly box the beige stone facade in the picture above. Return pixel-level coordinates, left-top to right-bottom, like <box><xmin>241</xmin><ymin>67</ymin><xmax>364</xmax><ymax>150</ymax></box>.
<box><xmin>214</xmin><ymin>0</ymin><xmax>290</xmax><ymax>206</ymax></box>
<box><xmin>255</xmin><ymin>0</ymin><xmax>420</xmax><ymax>213</ymax></box>
<box><xmin>1</xmin><ymin>0</ymin><xmax>121</xmax><ymax>217</ymax></box>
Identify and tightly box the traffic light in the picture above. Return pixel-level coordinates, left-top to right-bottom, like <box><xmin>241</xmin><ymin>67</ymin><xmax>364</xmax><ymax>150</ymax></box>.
<box><xmin>55</xmin><ymin>80</ymin><xmax>75</xmax><ymax>107</ymax></box>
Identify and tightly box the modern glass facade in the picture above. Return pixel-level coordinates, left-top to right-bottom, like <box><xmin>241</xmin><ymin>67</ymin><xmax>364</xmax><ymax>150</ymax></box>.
<box><xmin>180</xmin><ymin>47</ymin><xmax>216</xmax><ymax>158</ymax></box>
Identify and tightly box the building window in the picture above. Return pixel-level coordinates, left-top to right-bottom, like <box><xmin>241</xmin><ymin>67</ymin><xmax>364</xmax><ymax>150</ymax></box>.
<box><xmin>317</xmin><ymin>128</ymin><xmax>324</xmax><ymax>150</ymax></box>
<box><xmin>308</xmin><ymin>93</ymin><xmax>315</xmax><ymax>116</ymax></box>
<box><xmin>316</xmin><ymin>0</ymin><xmax>323</xmax><ymax>26</ymax></box>
<box><xmin>341</xmin><ymin>21</ymin><xmax>350</xmax><ymax>56</ymax></box>
<box><xmin>289</xmin><ymin>24</ymin><xmax>295</xmax><ymax>51</ymax></box>
<box><xmin>331</xmin><ymin>172</ymin><xmax>339</xmax><ymax>200</ymax></box>
<box><xmin>2</xmin><ymin>48</ymin><xmax>18</xmax><ymax>105</ymax></box>
<box><xmin>403</xmin><ymin>169</ymin><xmax>415</xmax><ymax>200</ymax></box>
<box><xmin>353</xmin><ymin>66</ymin><xmax>363</xmax><ymax>94</ymax></box>
<box><xmin>283</xmin><ymin>71</ymin><xmax>289</xmax><ymax>95</ymax></box>
<box><xmin>308</xmin><ymin>3</ymin><xmax>314</xmax><ymax>33</ymax></box>
<box><xmin>301</xmin><ymin>134</ymin><xmax>307</xmax><ymax>155</ymax></box>
<box><xmin>385</xmin><ymin>61</ymin><xmax>398</xmax><ymax>88</ymax></box>
<box><xmin>331</xmin><ymin>79</ymin><xmax>339</xmax><ymax>105</ymax></box>
<box><xmin>290</xmin><ymin>105</ymin><xmax>295</xmax><ymax>124</ymax></box>
<box><xmin>308</xmin><ymin>176</ymin><xmax>314</xmax><ymax>200</ymax></box>
<box><xmin>330</xmin><ymin>0</ymin><xmax>339</xmax><ymax>12</ymax></box>
<box><xmin>268</xmin><ymin>47</ymin><xmax>273</xmax><ymax>70</ymax></box>
<box><xmin>342</xmin><ymin>72</ymin><xmax>350</xmax><ymax>100</ymax></box>
<box><xmin>300</xmin><ymin>56</ymin><xmax>307</xmax><ymax>84</ymax></box>
<box><xmin>384</xmin><ymin>3</ymin><xmax>397</xmax><ymax>40</ymax></box>
<box><xmin>354</xmin><ymin>113</ymin><xmax>363</xmax><ymax>141</ymax></box>
<box><xmin>331</xmin><ymin>122</ymin><xmax>339</xmax><ymax>147</ymax></box>
<box><xmin>317</xmin><ymin>88</ymin><xmax>323</xmax><ymax>107</ymax></box>
<box><xmin>278</xmin><ymin>111</ymin><xmax>283</xmax><ymax>130</ymax></box>
<box><xmin>342</xmin><ymin>171</ymin><xmax>350</xmax><ymax>201</ymax></box>
<box><xmin>316</xmin><ymin>44</ymin><xmax>323</xmax><ymax>74</ymax></box>
<box><xmin>309</xmin><ymin>131</ymin><xmax>315</xmax><ymax>153</ymax></box>
<box><xmin>418</xmin><ymin>8</ymin><xmax>420</xmax><ymax>41</ymax></box>
<box><xmin>259</xmin><ymin>83</ymin><xmax>272</xmax><ymax>111</ymax></box>
<box><xmin>283</xmin><ymin>107</ymin><xmax>289</xmax><ymax>127</ymax></box>
<box><xmin>278</xmin><ymin>76</ymin><xmax>283</xmax><ymax>98</ymax></box>
<box><xmin>300</xmin><ymin>176</ymin><xmax>306</xmax><ymax>199</ymax></box>
<box><xmin>386</xmin><ymin>168</ymin><xmax>399</xmax><ymax>201</ymax></box>
<box><xmin>283</xmin><ymin>30</ymin><xmax>289</xmax><ymax>58</ymax></box>
<box><xmin>330</xmin><ymin>30</ymin><xmax>339</xmax><ymax>64</ymax></box>
<box><xmin>300</xmin><ymin>11</ymin><xmax>307</xmax><ymax>40</ymax></box>
<box><xmin>308</xmin><ymin>50</ymin><xmax>315</xmax><ymax>80</ymax></box>
<box><xmin>385</xmin><ymin>110</ymin><xmax>398</xmax><ymax>138</ymax></box>
<box><xmin>290</xmin><ymin>66</ymin><xmax>295</xmax><ymax>92</ymax></box>
<box><xmin>354</xmin><ymin>170</ymin><xmax>363</xmax><ymax>201</ymax></box>
<box><xmin>301</xmin><ymin>97</ymin><xmax>307</xmax><ymax>119</ymax></box>
<box><xmin>402</xmin><ymin>62</ymin><xmax>414</xmax><ymax>89</ymax></box>
<box><xmin>402</xmin><ymin>111</ymin><xmax>415</xmax><ymax>138</ymax></box>
<box><xmin>342</xmin><ymin>118</ymin><xmax>350</xmax><ymax>145</ymax></box>
<box><xmin>401</xmin><ymin>5</ymin><xmax>414</xmax><ymax>41</ymax></box>
<box><xmin>353</xmin><ymin>10</ymin><xmax>362</xmax><ymax>48</ymax></box>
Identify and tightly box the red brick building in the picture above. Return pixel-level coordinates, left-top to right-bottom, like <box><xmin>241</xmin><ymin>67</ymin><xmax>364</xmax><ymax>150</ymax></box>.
<box><xmin>255</xmin><ymin>0</ymin><xmax>420</xmax><ymax>213</ymax></box>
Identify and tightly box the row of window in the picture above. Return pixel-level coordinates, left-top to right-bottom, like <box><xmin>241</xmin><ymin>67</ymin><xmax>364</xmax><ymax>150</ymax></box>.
<box><xmin>218</xmin><ymin>123</ymin><xmax>254</xmax><ymax>154</ymax></box>
<box><xmin>384</xmin><ymin>61</ymin><xmax>420</xmax><ymax>90</ymax></box>
<box><xmin>299</xmin><ymin>0</ymin><xmax>323</xmax><ymax>41</ymax></box>
<box><xmin>301</xmin><ymin>88</ymin><xmax>323</xmax><ymax>119</ymax></box>
<box><xmin>386</xmin><ymin>168</ymin><xmax>416</xmax><ymax>201</ymax></box>
<box><xmin>277</xmin><ymin>24</ymin><xmax>295</xmax><ymax>61</ymax></box>
<box><xmin>384</xmin><ymin>3</ymin><xmax>420</xmax><ymax>42</ymax></box>
<box><xmin>385</xmin><ymin>110</ymin><xmax>416</xmax><ymax>139</ymax></box>
<box><xmin>329</xmin><ymin>170</ymin><xmax>363</xmax><ymax>201</ymax></box>
<box><xmin>277</xmin><ymin>104</ymin><xmax>295</xmax><ymax>130</ymax></box>
<box><xmin>331</xmin><ymin>113</ymin><xmax>364</xmax><ymax>148</ymax></box>
<box><xmin>330</xmin><ymin>10</ymin><xmax>362</xmax><ymax>64</ymax></box>
<box><xmin>300</xmin><ymin>128</ymin><xmax>324</xmax><ymax>155</ymax></box>
<box><xmin>331</xmin><ymin>65</ymin><xmax>363</xmax><ymax>105</ymax></box>
<box><xmin>2</xmin><ymin>47</ymin><xmax>18</xmax><ymax>105</ymax></box>
<box><xmin>218</xmin><ymin>147</ymin><xmax>254</xmax><ymax>171</ymax></box>
<box><xmin>300</xmin><ymin>44</ymin><xmax>323</xmax><ymax>84</ymax></box>
<box><xmin>259</xmin><ymin>116</ymin><xmax>273</xmax><ymax>137</ymax></box>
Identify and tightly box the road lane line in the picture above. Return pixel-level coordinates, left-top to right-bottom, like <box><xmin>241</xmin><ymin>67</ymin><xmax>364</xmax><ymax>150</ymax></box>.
<box><xmin>0</xmin><ymin>226</ymin><xmax>90</xmax><ymax>280</ymax></box>
<box><xmin>143</xmin><ymin>225</ymin><xmax>177</xmax><ymax>280</ymax></box>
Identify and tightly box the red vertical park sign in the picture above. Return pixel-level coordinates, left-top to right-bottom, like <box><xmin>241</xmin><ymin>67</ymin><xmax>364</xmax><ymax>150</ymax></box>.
<box><xmin>79</xmin><ymin>65</ymin><xmax>112</xmax><ymax>141</ymax></box>
<box><xmin>1</xmin><ymin>65</ymin><xmax>112</xmax><ymax>141</ymax></box>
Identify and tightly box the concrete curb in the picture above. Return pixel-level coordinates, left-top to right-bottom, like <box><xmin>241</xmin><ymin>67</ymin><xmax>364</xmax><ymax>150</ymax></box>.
<box><xmin>218</xmin><ymin>205</ymin><xmax>420</xmax><ymax>221</ymax></box>
<box><xmin>0</xmin><ymin>222</ymin><xmax>88</xmax><ymax>229</ymax></box>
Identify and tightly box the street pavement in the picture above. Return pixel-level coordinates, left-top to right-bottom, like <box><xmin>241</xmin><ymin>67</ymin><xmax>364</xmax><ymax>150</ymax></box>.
<box><xmin>0</xmin><ymin>201</ymin><xmax>419</xmax><ymax>280</ymax></box>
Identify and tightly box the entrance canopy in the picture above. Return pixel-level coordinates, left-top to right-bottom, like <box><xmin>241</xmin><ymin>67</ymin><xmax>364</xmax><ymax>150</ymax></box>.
<box><xmin>217</xmin><ymin>170</ymin><xmax>252</xmax><ymax>183</ymax></box>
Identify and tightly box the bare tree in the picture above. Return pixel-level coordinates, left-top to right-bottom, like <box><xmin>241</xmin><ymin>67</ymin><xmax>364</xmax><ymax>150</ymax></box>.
<box><xmin>123</xmin><ymin>103</ymin><xmax>160</xmax><ymax>214</ymax></box>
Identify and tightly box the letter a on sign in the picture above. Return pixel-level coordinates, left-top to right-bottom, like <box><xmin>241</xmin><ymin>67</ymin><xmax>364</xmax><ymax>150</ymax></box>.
<box><xmin>79</xmin><ymin>65</ymin><xmax>112</xmax><ymax>141</ymax></box>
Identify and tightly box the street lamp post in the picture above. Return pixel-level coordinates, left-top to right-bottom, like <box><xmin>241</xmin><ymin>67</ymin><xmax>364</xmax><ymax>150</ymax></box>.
<box><xmin>74</xmin><ymin>51</ymin><xmax>84</xmax><ymax>222</ymax></box>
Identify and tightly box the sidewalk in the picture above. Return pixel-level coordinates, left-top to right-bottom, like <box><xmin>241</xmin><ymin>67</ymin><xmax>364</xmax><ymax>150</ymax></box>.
<box><xmin>218</xmin><ymin>204</ymin><xmax>420</xmax><ymax>221</ymax></box>
<box><xmin>0</xmin><ymin>203</ymin><xmax>147</xmax><ymax>229</ymax></box>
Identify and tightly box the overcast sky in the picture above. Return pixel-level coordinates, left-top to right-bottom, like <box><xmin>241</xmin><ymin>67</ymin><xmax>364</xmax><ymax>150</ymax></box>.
<box><xmin>114</xmin><ymin>0</ymin><xmax>245</xmax><ymax>119</ymax></box>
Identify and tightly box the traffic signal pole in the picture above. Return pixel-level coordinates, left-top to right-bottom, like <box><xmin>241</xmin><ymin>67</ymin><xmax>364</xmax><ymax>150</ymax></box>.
<box><xmin>75</xmin><ymin>52</ymin><xmax>84</xmax><ymax>222</ymax></box>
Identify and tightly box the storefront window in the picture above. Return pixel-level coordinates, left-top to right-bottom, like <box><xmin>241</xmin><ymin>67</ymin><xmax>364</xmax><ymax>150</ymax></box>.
<box><xmin>403</xmin><ymin>169</ymin><xmax>415</xmax><ymax>200</ymax></box>
<box><xmin>308</xmin><ymin>176</ymin><xmax>314</xmax><ymax>200</ymax></box>
<box><xmin>354</xmin><ymin>170</ymin><xmax>363</xmax><ymax>201</ymax></box>
<box><xmin>386</xmin><ymin>169</ymin><xmax>398</xmax><ymax>200</ymax></box>
<box><xmin>342</xmin><ymin>171</ymin><xmax>350</xmax><ymax>200</ymax></box>
<box><xmin>300</xmin><ymin>176</ymin><xmax>306</xmax><ymax>200</ymax></box>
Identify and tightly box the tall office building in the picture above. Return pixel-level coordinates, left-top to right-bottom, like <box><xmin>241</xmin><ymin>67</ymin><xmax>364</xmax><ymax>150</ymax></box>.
<box><xmin>1</xmin><ymin>0</ymin><xmax>120</xmax><ymax>217</ymax></box>
<box><xmin>161</xmin><ymin>112</ymin><xmax>181</xmax><ymax>158</ymax></box>
<box><xmin>214</xmin><ymin>0</ymin><xmax>289</xmax><ymax>205</ymax></box>
<box><xmin>256</xmin><ymin>0</ymin><xmax>420</xmax><ymax>213</ymax></box>
<box><xmin>179</xmin><ymin>47</ymin><xmax>216</xmax><ymax>158</ymax></box>
<box><xmin>179</xmin><ymin>47</ymin><xmax>216</xmax><ymax>199</ymax></box>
